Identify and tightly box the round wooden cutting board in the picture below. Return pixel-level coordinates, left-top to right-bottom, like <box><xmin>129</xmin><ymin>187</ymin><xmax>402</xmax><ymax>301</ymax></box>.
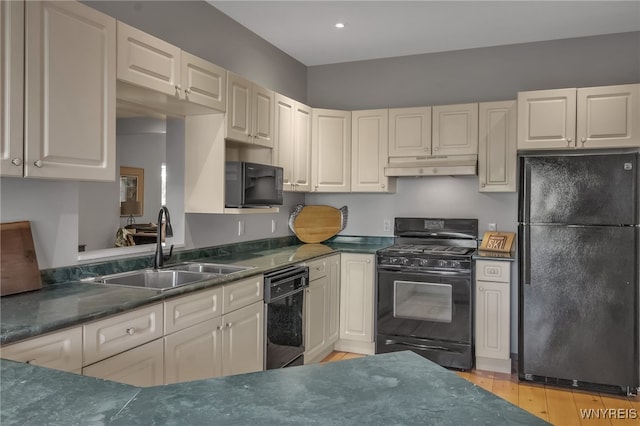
<box><xmin>291</xmin><ymin>205</ymin><xmax>343</xmax><ymax>243</ymax></box>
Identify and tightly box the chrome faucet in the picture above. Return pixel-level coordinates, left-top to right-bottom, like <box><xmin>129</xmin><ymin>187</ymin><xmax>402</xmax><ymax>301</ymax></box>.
<box><xmin>153</xmin><ymin>206</ymin><xmax>174</xmax><ymax>269</ymax></box>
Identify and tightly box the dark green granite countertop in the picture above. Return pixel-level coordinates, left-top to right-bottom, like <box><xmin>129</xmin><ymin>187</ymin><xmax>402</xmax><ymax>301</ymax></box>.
<box><xmin>1</xmin><ymin>240</ymin><xmax>391</xmax><ymax>345</ymax></box>
<box><xmin>1</xmin><ymin>351</ymin><xmax>547</xmax><ymax>426</ymax></box>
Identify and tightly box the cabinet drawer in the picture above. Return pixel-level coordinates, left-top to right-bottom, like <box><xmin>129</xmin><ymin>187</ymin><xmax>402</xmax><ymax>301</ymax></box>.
<box><xmin>476</xmin><ymin>260</ymin><xmax>510</xmax><ymax>283</ymax></box>
<box><xmin>165</xmin><ymin>286</ymin><xmax>223</xmax><ymax>335</ymax></box>
<box><xmin>83</xmin><ymin>304</ymin><xmax>163</xmax><ymax>366</ymax></box>
<box><xmin>307</xmin><ymin>258</ymin><xmax>327</xmax><ymax>281</ymax></box>
<box><xmin>223</xmin><ymin>275</ymin><xmax>263</xmax><ymax>314</ymax></box>
<box><xmin>1</xmin><ymin>327</ymin><xmax>82</xmax><ymax>372</ymax></box>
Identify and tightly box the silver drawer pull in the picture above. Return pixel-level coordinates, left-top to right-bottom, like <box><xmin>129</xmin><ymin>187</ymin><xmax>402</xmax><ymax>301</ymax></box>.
<box><xmin>226</xmin><ymin>323</ymin><xmax>232</xmax><ymax>328</ymax></box>
<box><xmin>126</xmin><ymin>327</ymin><xmax>136</xmax><ymax>335</ymax></box>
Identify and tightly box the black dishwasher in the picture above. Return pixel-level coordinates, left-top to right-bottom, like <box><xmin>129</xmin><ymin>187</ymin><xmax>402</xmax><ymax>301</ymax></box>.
<box><xmin>264</xmin><ymin>265</ymin><xmax>309</xmax><ymax>369</ymax></box>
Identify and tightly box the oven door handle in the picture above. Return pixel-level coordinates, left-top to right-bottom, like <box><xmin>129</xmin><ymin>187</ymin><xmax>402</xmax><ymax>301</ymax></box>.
<box><xmin>384</xmin><ymin>339</ymin><xmax>456</xmax><ymax>353</ymax></box>
<box><xmin>378</xmin><ymin>267</ymin><xmax>470</xmax><ymax>276</ymax></box>
<box><xmin>268</xmin><ymin>286</ymin><xmax>306</xmax><ymax>303</ymax></box>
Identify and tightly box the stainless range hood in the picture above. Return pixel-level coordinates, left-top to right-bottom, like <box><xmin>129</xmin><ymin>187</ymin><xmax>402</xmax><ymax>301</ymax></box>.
<box><xmin>384</xmin><ymin>155</ymin><xmax>477</xmax><ymax>177</ymax></box>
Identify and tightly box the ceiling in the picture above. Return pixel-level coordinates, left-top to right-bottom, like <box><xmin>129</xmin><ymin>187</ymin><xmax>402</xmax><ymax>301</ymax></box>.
<box><xmin>208</xmin><ymin>1</ymin><xmax>640</xmax><ymax>66</ymax></box>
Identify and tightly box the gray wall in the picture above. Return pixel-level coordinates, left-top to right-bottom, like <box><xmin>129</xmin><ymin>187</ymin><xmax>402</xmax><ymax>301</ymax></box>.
<box><xmin>305</xmin><ymin>30</ymin><xmax>640</xmax><ymax>354</ymax></box>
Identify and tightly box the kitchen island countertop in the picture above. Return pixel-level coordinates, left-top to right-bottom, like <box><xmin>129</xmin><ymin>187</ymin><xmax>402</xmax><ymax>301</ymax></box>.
<box><xmin>0</xmin><ymin>351</ymin><xmax>547</xmax><ymax>426</ymax></box>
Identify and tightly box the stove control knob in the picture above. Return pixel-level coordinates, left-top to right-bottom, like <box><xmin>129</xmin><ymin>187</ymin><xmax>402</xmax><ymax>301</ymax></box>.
<box><xmin>438</xmin><ymin>260</ymin><xmax>447</xmax><ymax>268</ymax></box>
<box><xmin>420</xmin><ymin>259</ymin><xmax>429</xmax><ymax>267</ymax></box>
<box><xmin>450</xmin><ymin>261</ymin><xmax>460</xmax><ymax>269</ymax></box>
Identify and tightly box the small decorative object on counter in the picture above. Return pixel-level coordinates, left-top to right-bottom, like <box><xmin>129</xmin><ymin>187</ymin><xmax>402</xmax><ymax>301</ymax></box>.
<box><xmin>479</xmin><ymin>231</ymin><xmax>515</xmax><ymax>253</ymax></box>
<box><xmin>288</xmin><ymin>204</ymin><xmax>348</xmax><ymax>243</ymax></box>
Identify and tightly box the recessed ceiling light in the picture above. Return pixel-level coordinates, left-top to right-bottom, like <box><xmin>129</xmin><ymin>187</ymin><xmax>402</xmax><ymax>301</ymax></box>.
<box><xmin>335</xmin><ymin>22</ymin><xmax>345</xmax><ymax>29</ymax></box>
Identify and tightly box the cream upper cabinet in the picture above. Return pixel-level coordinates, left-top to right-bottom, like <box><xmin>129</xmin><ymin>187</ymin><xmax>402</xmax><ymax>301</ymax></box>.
<box><xmin>181</xmin><ymin>51</ymin><xmax>226</xmax><ymax>112</ymax></box>
<box><xmin>335</xmin><ymin>253</ymin><xmax>375</xmax><ymax>355</ymax></box>
<box><xmin>432</xmin><ymin>103</ymin><xmax>479</xmax><ymax>155</ymax></box>
<box><xmin>82</xmin><ymin>338</ymin><xmax>164</xmax><ymax>387</ymax></box>
<box><xmin>351</xmin><ymin>109</ymin><xmax>396</xmax><ymax>193</ymax></box>
<box><xmin>478</xmin><ymin>101</ymin><xmax>517</xmax><ymax>192</ymax></box>
<box><xmin>517</xmin><ymin>88</ymin><xmax>577</xmax><ymax>150</ymax></box>
<box><xmin>24</xmin><ymin>0</ymin><xmax>115</xmax><ymax>181</ymax></box>
<box><xmin>117</xmin><ymin>21</ymin><xmax>225</xmax><ymax>114</ymax></box>
<box><xmin>311</xmin><ymin>108</ymin><xmax>351</xmax><ymax>192</ymax></box>
<box><xmin>576</xmin><ymin>84</ymin><xmax>640</xmax><ymax>149</ymax></box>
<box><xmin>475</xmin><ymin>260</ymin><xmax>511</xmax><ymax>374</ymax></box>
<box><xmin>388</xmin><ymin>107</ymin><xmax>432</xmax><ymax>157</ymax></box>
<box><xmin>519</xmin><ymin>85</ymin><xmax>640</xmax><ymax>150</ymax></box>
<box><xmin>226</xmin><ymin>71</ymin><xmax>274</xmax><ymax>147</ymax></box>
<box><xmin>221</xmin><ymin>300</ymin><xmax>264</xmax><ymax>376</ymax></box>
<box><xmin>274</xmin><ymin>94</ymin><xmax>311</xmax><ymax>192</ymax></box>
<box><xmin>1</xmin><ymin>326</ymin><xmax>82</xmax><ymax>373</ymax></box>
<box><xmin>0</xmin><ymin>0</ymin><xmax>24</xmax><ymax>177</ymax></box>
<box><xmin>117</xmin><ymin>21</ymin><xmax>180</xmax><ymax>97</ymax></box>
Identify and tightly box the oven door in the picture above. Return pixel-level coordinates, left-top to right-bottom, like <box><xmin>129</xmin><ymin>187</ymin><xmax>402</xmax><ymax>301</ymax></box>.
<box><xmin>376</xmin><ymin>269</ymin><xmax>472</xmax><ymax>344</ymax></box>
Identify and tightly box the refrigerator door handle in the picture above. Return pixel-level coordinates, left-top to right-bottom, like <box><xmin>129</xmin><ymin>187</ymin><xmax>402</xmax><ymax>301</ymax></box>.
<box><xmin>522</xmin><ymin>225</ymin><xmax>531</xmax><ymax>286</ymax></box>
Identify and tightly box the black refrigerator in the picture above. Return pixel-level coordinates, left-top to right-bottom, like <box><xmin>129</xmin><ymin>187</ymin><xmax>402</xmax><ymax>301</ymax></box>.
<box><xmin>518</xmin><ymin>152</ymin><xmax>639</xmax><ymax>395</ymax></box>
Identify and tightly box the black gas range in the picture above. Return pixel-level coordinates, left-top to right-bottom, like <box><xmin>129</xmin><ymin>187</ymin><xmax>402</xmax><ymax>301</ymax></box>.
<box><xmin>376</xmin><ymin>218</ymin><xmax>478</xmax><ymax>370</ymax></box>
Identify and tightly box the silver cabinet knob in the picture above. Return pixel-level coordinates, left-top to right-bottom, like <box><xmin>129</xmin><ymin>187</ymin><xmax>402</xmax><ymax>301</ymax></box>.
<box><xmin>581</xmin><ymin>138</ymin><xmax>586</xmax><ymax>145</ymax></box>
<box><xmin>315</xmin><ymin>185</ymin><xmax>319</xmax><ymax>189</ymax></box>
<box><xmin>216</xmin><ymin>325</ymin><xmax>223</xmax><ymax>331</ymax></box>
<box><xmin>567</xmin><ymin>137</ymin><xmax>572</xmax><ymax>144</ymax></box>
<box><xmin>126</xmin><ymin>327</ymin><xmax>135</xmax><ymax>335</ymax></box>
<box><xmin>423</xmin><ymin>148</ymin><xmax>429</xmax><ymax>152</ymax></box>
<box><xmin>174</xmin><ymin>84</ymin><xmax>181</xmax><ymax>97</ymax></box>
<box><xmin>381</xmin><ymin>183</ymin><xmax>385</xmax><ymax>188</ymax></box>
<box><xmin>11</xmin><ymin>157</ymin><xmax>22</xmax><ymax>166</ymax></box>
<box><xmin>433</xmin><ymin>168</ymin><xmax>438</xmax><ymax>173</ymax></box>
<box><xmin>479</xmin><ymin>286</ymin><xmax>485</xmax><ymax>292</ymax></box>
<box><xmin>434</xmin><ymin>147</ymin><xmax>439</xmax><ymax>151</ymax></box>
<box><xmin>366</xmin><ymin>259</ymin><xmax>371</xmax><ymax>264</ymax></box>
<box><xmin>33</xmin><ymin>160</ymin><xmax>43</xmax><ymax>168</ymax></box>
<box><xmin>226</xmin><ymin>323</ymin><xmax>232</xmax><ymax>328</ymax></box>
<box><xmin>184</xmin><ymin>87</ymin><xmax>191</xmax><ymax>95</ymax></box>
<box><xmin>481</xmin><ymin>182</ymin><xmax>486</xmax><ymax>188</ymax></box>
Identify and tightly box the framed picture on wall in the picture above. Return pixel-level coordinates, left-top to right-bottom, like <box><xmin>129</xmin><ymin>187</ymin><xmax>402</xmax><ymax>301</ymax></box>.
<box><xmin>120</xmin><ymin>166</ymin><xmax>144</xmax><ymax>216</ymax></box>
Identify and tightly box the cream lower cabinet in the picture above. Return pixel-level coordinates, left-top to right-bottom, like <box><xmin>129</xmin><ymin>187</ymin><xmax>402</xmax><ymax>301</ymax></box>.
<box><xmin>311</xmin><ymin>108</ymin><xmax>351</xmax><ymax>192</ymax></box>
<box><xmin>23</xmin><ymin>0</ymin><xmax>116</xmax><ymax>180</ymax></box>
<box><xmin>1</xmin><ymin>326</ymin><xmax>82</xmax><ymax>373</ymax></box>
<box><xmin>304</xmin><ymin>254</ymin><xmax>340</xmax><ymax>364</ymax></box>
<box><xmin>83</xmin><ymin>339</ymin><xmax>164</xmax><ymax>387</ymax></box>
<box><xmin>517</xmin><ymin>84</ymin><xmax>640</xmax><ymax>150</ymax></box>
<box><xmin>335</xmin><ymin>253</ymin><xmax>375</xmax><ymax>355</ymax></box>
<box><xmin>475</xmin><ymin>260</ymin><xmax>511</xmax><ymax>374</ymax></box>
<box><xmin>478</xmin><ymin>100</ymin><xmax>517</xmax><ymax>192</ymax></box>
<box><xmin>351</xmin><ymin>109</ymin><xmax>396</xmax><ymax>193</ymax></box>
<box><xmin>221</xmin><ymin>300</ymin><xmax>264</xmax><ymax>376</ymax></box>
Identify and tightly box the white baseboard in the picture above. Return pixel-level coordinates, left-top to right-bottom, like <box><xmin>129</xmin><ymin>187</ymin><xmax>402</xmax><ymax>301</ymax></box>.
<box><xmin>334</xmin><ymin>339</ymin><xmax>375</xmax><ymax>355</ymax></box>
<box><xmin>475</xmin><ymin>356</ymin><xmax>511</xmax><ymax>374</ymax></box>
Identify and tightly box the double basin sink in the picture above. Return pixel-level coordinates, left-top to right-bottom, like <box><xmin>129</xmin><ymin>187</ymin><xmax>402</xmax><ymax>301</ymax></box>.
<box><xmin>86</xmin><ymin>262</ymin><xmax>254</xmax><ymax>291</ymax></box>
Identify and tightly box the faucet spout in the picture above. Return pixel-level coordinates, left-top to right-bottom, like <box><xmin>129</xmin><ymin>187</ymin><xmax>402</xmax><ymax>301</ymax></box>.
<box><xmin>154</xmin><ymin>206</ymin><xmax>173</xmax><ymax>269</ymax></box>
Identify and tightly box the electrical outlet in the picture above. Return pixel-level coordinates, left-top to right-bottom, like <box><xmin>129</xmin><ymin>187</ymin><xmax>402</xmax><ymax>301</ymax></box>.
<box><xmin>238</xmin><ymin>220</ymin><xmax>245</xmax><ymax>236</ymax></box>
<box><xmin>488</xmin><ymin>223</ymin><xmax>497</xmax><ymax>231</ymax></box>
<box><xmin>271</xmin><ymin>219</ymin><xmax>277</xmax><ymax>234</ymax></box>
<box><xmin>383</xmin><ymin>219</ymin><xmax>391</xmax><ymax>232</ymax></box>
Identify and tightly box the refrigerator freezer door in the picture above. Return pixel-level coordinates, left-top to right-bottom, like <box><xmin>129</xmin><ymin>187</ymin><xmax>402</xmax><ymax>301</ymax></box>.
<box><xmin>520</xmin><ymin>224</ymin><xmax>638</xmax><ymax>390</ymax></box>
<box><xmin>521</xmin><ymin>153</ymin><xmax>638</xmax><ymax>225</ymax></box>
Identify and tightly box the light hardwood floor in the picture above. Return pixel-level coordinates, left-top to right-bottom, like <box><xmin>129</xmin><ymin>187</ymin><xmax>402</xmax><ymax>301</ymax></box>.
<box><xmin>321</xmin><ymin>352</ymin><xmax>640</xmax><ymax>425</ymax></box>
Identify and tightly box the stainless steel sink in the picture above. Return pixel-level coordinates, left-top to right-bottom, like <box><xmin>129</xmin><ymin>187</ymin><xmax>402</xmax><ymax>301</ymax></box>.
<box><xmin>90</xmin><ymin>269</ymin><xmax>217</xmax><ymax>290</ymax></box>
<box><xmin>166</xmin><ymin>262</ymin><xmax>255</xmax><ymax>275</ymax></box>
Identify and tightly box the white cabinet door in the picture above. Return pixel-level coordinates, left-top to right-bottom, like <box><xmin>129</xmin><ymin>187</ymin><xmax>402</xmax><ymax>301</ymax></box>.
<box><xmin>274</xmin><ymin>94</ymin><xmax>296</xmax><ymax>190</ymax></box>
<box><xmin>1</xmin><ymin>327</ymin><xmax>82</xmax><ymax>373</ymax></box>
<box><xmin>388</xmin><ymin>107</ymin><xmax>431</xmax><ymax>157</ymax></box>
<box><xmin>312</xmin><ymin>108</ymin><xmax>351</xmax><ymax>192</ymax></box>
<box><xmin>222</xmin><ymin>275</ymin><xmax>263</xmax><ymax>315</ymax></box>
<box><xmin>226</xmin><ymin>72</ymin><xmax>252</xmax><ymax>143</ymax></box>
<box><xmin>326</xmin><ymin>254</ymin><xmax>341</xmax><ymax>345</ymax></box>
<box><xmin>82</xmin><ymin>339</ymin><xmax>164</xmax><ymax>387</ymax></box>
<box><xmin>351</xmin><ymin>109</ymin><xmax>395</xmax><ymax>193</ymax></box>
<box><xmin>577</xmin><ymin>84</ymin><xmax>640</xmax><ymax>149</ymax></box>
<box><xmin>0</xmin><ymin>0</ymin><xmax>24</xmax><ymax>177</ymax></box>
<box><xmin>164</xmin><ymin>318</ymin><xmax>223</xmax><ymax>384</ymax></box>
<box><xmin>475</xmin><ymin>260</ymin><xmax>511</xmax><ymax>374</ymax></box>
<box><xmin>181</xmin><ymin>50</ymin><xmax>226</xmax><ymax>112</ymax></box>
<box><xmin>478</xmin><ymin>101</ymin><xmax>517</xmax><ymax>192</ymax></box>
<box><xmin>164</xmin><ymin>286</ymin><xmax>223</xmax><ymax>335</ymax></box>
<box><xmin>221</xmin><ymin>300</ymin><xmax>264</xmax><ymax>376</ymax></box>
<box><xmin>24</xmin><ymin>0</ymin><xmax>115</xmax><ymax>180</ymax></box>
<box><xmin>517</xmin><ymin>88</ymin><xmax>577</xmax><ymax>150</ymax></box>
<box><xmin>304</xmin><ymin>275</ymin><xmax>328</xmax><ymax>363</ymax></box>
<box><xmin>116</xmin><ymin>21</ymin><xmax>180</xmax><ymax>97</ymax></box>
<box><xmin>252</xmin><ymin>83</ymin><xmax>274</xmax><ymax>148</ymax></box>
<box><xmin>432</xmin><ymin>103</ymin><xmax>478</xmax><ymax>155</ymax></box>
<box><xmin>83</xmin><ymin>304</ymin><xmax>164</xmax><ymax>366</ymax></box>
<box><xmin>293</xmin><ymin>101</ymin><xmax>312</xmax><ymax>191</ymax></box>
<box><xmin>339</xmin><ymin>253</ymin><xmax>374</xmax><ymax>343</ymax></box>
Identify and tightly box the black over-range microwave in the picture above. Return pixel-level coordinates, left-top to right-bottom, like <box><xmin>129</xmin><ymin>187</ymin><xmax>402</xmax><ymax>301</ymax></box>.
<box><xmin>225</xmin><ymin>161</ymin><xmax>284</xmax><ymax>208</ymax></box>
